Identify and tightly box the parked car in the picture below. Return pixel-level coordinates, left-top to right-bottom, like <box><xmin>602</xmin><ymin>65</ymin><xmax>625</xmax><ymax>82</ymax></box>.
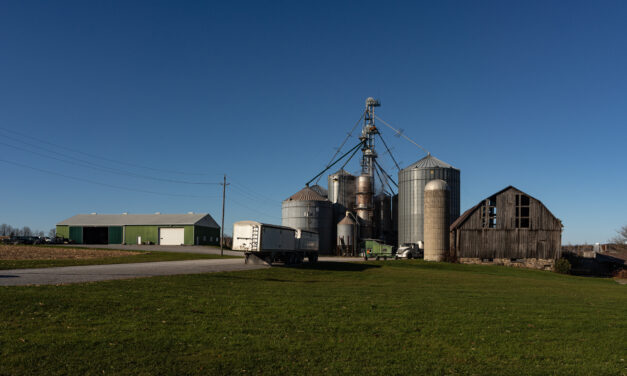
<box><xmin>11</xmin><ymin>236</ymin><xmax>34</xmax><ymax>245</ymax></box>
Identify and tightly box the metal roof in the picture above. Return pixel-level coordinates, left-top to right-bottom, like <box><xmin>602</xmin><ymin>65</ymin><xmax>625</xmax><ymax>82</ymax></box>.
<box><xmin>57</xmin><ymin>213</ymin><xmax>219</xmax><ymax>228</ymax></box>
<box><xmin>234</xmin><ymin>220</ymin><xmax>295</xmax><ymax>231</ymax></box>
<box><xmin>338</xmin><ymin>214</ymin><xmax>356</xmax><ymax>225</ymax></box>
<box><xmin>284</xmin><ymin>186</ymin><xmax>329</xmax><ymax>202</ymax></box>
<box><xmin>329</xmin><ymin>168</ymin><xmax>353</xmax><ymax>177</ymax></box>
<box><xmin>404</xmin><ymin>153</ymin><xmax>456</xmax><ymax>170</ymax></box>
<box><xmin>309</xmin><ymin>184</ymin><xmax>328</xmax><ymax>198</ymax></box>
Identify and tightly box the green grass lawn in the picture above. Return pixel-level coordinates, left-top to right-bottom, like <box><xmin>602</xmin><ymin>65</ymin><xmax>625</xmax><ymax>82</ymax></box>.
<box><xmin>0</xmin><ymin>250</ymin><xmax>236</xmax><ymax>270</ymax></box>
<box><xmin>0</xmin><ymin>261</ymin><xmax>625</xmax><ymax>375</ymax></box>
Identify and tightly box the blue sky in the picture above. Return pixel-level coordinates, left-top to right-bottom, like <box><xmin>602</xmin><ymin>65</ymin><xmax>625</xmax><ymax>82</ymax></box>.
<box><xmin>0</xmin><ymin>0</ymin><xmax>625</xmax><ymax>243</ymax></box>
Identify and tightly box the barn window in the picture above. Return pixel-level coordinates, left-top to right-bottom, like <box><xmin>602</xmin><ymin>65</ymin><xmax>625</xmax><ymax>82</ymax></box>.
<box><xmin>515</xmin><ymin>194</ymin><xmax>530</xmax><ymax>228</ymax></box>
<box><xmin>481</xmin><ymin>197</ymin><xmax>497</xmax><ymax>228</ymax></box>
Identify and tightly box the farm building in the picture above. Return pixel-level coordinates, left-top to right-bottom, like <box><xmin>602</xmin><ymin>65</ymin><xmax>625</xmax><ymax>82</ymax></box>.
<box><xmin>56</xmin><ymin>213</ymin><xmax>220</xmax><ymax>246</ymax></box>
<box><xmin>449</xmin><ymin>186</ymin><xmax>562</xmax><ymax>270</ymax></box>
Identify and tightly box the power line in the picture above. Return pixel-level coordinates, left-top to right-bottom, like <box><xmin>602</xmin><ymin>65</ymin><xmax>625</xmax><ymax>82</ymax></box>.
<box><xmin>228</xmin><ymin>180</ymin><xmax>283</xmax><ymax>204</ymax></box>
<box><xmin>0</xmin><ymin>126</ymin><xmax>219</xmax><ymax>177</ymax></box>
<box><xmin>228</xmin><ymin>197</ymin><xmax>282</xmax><ymax>221</ymax></box>
<box><xmin>0</xmin><ymin>158</ymin><xmax>219</xmax><ymax>198</ymax></box>
<box><xmin>0</xmin><ymin>138</ymin><xmax>221</xmax><ymax>185</ymax></box>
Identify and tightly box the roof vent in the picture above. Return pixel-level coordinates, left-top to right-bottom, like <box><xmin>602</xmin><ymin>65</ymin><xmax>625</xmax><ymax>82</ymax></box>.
<box><xmin>155</xmin><ymin>212</ymin><xmax>161</xmax><ymax>215</ymax></box>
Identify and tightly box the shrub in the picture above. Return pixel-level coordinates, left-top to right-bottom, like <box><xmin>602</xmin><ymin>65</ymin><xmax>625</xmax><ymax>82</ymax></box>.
<box><xmin>553</xmin><ymin>258</ymin><xmax>571</xmax><ymax>274</ymax></box>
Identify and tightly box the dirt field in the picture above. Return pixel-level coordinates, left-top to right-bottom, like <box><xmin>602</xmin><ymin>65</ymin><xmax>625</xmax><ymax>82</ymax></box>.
<box><xmin>0</xmin><ymin>245</ymin><xmax>140</xmax><ymax>260</ymax></box>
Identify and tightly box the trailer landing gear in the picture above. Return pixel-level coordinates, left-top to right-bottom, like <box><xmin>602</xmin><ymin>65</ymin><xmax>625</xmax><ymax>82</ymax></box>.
<box><xmin>244</xmin><ymin>253</ymin><xmax>272</xmax><ymax>266</ymax></box>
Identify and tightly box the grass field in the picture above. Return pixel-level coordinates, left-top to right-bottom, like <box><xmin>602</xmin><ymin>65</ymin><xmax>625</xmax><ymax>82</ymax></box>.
<box><xmin>0</xmin><ymin>261</ymin><xmax>625</xmax><ymax>375</ymax></box>
<box><xmin>0</xmin><ymin>245</ymin><xmax>235</xmax><ymax>270</ymax></box>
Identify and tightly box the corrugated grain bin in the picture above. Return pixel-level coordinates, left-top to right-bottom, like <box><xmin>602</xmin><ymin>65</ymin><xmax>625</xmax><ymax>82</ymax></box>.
<box><xmin>337</xmin><ymin>211</ymin><xmax>358</xmax><ymax>255</ymax></box>
<box><xmin>398</xmin><ymin>153</ymin><xmax>460</xmax><ymax>247</ymax></box>
<box><xmin>328</xmin><ymin>169</ymin><xmax>356</xmax><ymax>210</ymax></box>
<box><xmin>424</xmin><ymin>179</ymin><xmax>449</xmax><ymax>261</ymax></box>
<box><xmin>282</xmin><ymin>186</ymin><xmax>333</xmax><ymax>254</ymax></box>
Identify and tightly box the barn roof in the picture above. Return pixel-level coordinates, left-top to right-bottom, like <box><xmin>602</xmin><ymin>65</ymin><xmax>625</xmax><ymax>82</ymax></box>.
<box><xmin>450</xmin><ymin>186</ymin><xmax>561</xmax><ymax>230</ymax></box>
<box><xmin>57</xmin><ymin>213</ymin><xmax>219</xmax><ymax>228</ymax></box>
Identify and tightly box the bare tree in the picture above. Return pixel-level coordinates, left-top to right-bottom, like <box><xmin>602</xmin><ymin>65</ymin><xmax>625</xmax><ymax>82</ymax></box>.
<box><xmin>48</xmin><ymin>228</ymin><xmax>56</xmax><ymax>238</ymax></box>
<box><xmin>37</xmin><ymin>230</ymin><xmax>44</xmax><ymax>237</ymax></box>
<box><xmin>0</xmin><ymin>224</ymin><xmax>8</xmax><ymax>236</ymax></box>
<box><xmin>21</xmin><ymin>226</ymin><xmax>32</xmax><ymax>237</ymax></box>
<box><xmin>611</xmin><ymin>225</ymin><xmax>627</xmax><ymax>244</ymax></box>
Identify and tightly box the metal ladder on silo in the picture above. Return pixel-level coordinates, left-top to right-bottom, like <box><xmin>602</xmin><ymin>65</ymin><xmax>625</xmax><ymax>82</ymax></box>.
<box><xmin>250</xmin><ymin>225</ymin><xmax>259</xmax><ymax>251</ymax></box>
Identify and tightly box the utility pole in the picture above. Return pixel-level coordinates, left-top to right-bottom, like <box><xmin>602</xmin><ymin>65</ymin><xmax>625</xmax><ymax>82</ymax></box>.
<box><xmin>220</xmin><ymin>174</ymin><xmax>230</xmax><ymax>256</ymax></box>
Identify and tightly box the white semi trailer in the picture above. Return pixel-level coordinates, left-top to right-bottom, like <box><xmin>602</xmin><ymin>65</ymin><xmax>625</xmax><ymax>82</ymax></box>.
<box><xmin>232</xmin><ymin>221</ymin><xmax>319</xmax><ymax>265</ymax></box>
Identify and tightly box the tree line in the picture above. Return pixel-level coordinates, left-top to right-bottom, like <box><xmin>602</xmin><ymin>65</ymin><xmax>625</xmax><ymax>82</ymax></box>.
<box><xmin>0</xmin><ymin>224</ymin><xmax>55</xmax><ymax>238</ymax></box>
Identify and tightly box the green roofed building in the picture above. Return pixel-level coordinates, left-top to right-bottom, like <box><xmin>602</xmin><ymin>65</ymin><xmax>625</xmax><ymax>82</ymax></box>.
<box><xmin>56</xmin><ymin>213</ymin><xmax>220</xmax><ymax>246</ymax></box>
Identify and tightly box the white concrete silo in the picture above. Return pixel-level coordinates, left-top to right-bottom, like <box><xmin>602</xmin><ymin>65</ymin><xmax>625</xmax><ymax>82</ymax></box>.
<box><xmin>423</xmin><ymin>179</ymin><xmax>450</xmax><ymax>262</ymax></box>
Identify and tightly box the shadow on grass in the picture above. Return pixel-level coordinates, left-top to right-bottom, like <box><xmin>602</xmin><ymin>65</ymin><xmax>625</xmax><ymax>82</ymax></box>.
<box><xmin>289</xmin><ymin>261</ymin><xmax>381</xmax><ymax>272</ymax></box>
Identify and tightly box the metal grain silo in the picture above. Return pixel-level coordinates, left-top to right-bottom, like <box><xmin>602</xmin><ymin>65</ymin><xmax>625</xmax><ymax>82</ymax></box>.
<box><xmin>398</xmin><ymin>153</ymin><xmax>460</xmax><ymax>247</ymax></box>
<box><xmin>424</xmin><ymin>179</ymin><xmax>449</xmax><ymax>262</ymax></box>
<box><xmin>327</xmin><ymin>169</ymin><xmax>356</xmax><ymax>210</ymax></box>
<box><xmin>336</xmin><ymin>211</ymin><xmax>358</xmax><ymax>256</ymax></box>
<box><xmin>328</xmin><ymin>168</ymin><xmax>356</xmax><ymax>244</ymax></box>
<box><xmin>355</xmin><ymin>174</ymin><xmax>374</xmax><ymax>239</ymax></box>
<box><xmin>374</xmin><ymin>193</ymin><xmax>392</xmax><ymax>242</ymax></box>
<box><xmin>282</xmin><ymin>186</ymin><xmax>333</xmax><ymax>254</ymax></box>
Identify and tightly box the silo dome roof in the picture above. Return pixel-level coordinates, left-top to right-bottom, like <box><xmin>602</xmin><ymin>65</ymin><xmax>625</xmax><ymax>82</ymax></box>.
<box><xmin>309</xmin><ymin>184</ymin><xmax>328</xmax><ymax>198</ymax></box>
<box><xmin>404</xmin><ymin>153</ymin><xmax>456</xmax><ymax>170</ymax></box>
<box><xmin>425</xmin><ymin>179</ymin><xmax>449</xmax><ymax>191</ymax></box>
<box><xmin>330</xmin><ymin>168</ymin><xmax>353</xmax><ymax>177</ymax></box>
<box><xmin>285</xmin><ymin>186</ymin><xmax>329</xmax><ymax>202</ymax></box>
<box><xmin>338</xmin><ymin>214</ymin><xmax>356</xmax><ymax>225</ymax></box>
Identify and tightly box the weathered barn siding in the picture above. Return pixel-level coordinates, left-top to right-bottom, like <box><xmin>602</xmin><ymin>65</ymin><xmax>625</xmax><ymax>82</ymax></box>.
<box><xmin>450</xmin><ymin>187</ymin><xmax>562</xmax><ymax>261</ymax></box>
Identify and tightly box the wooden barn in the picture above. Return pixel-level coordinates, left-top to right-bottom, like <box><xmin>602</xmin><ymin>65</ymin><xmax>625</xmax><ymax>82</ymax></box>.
<box><xmin>449</xmin><ymin>186</ymin><xmax>562</xmax><ymax>269</ymax></box>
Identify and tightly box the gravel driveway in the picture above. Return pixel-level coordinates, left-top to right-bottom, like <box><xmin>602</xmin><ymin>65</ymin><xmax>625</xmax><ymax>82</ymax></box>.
<box><xmin>0</xmin><ymin>258</ymin><xmax>267</xmax><ymax>286</ymax></box>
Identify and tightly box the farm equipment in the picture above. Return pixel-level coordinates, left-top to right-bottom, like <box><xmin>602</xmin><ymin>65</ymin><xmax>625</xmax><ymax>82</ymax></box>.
<box><xmin>361</xmin><ymin>239</ymin><xmax>395</xmax><ymax>261</ymax></box>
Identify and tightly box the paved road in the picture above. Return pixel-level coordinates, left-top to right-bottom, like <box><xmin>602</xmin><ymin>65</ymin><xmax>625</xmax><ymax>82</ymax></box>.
<box><xmin>0</xmin><ymin>256</ymin><xmax>364</xmax><ymax>287</ymax></box>
<box><xmin>64</xmin><ymin>243</ymin><xmax>244</xmax><ymax>257</ymax></box>
<box><xmin>0</xmin><ymin>258</ymin><xmax>268</xmax><ymax>286</ymax></box>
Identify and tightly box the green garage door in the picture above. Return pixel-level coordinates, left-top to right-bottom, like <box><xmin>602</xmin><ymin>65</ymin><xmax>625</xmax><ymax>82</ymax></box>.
<box><xmin>69</xmin><ymin>226</ymin><xmax>83</xmax><ymax>244</ymax></box>
<box><xmin>108</xmin><ymin>226</ymin><xmax>123</xmax><ymax>244</ymax></box>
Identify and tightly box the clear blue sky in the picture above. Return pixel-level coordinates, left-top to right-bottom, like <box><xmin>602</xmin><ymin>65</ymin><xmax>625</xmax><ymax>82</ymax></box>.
<box><xmin>1</xmin><ymin>0</ymin><xmax>625</xmax><ymax>243</ymax></box>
